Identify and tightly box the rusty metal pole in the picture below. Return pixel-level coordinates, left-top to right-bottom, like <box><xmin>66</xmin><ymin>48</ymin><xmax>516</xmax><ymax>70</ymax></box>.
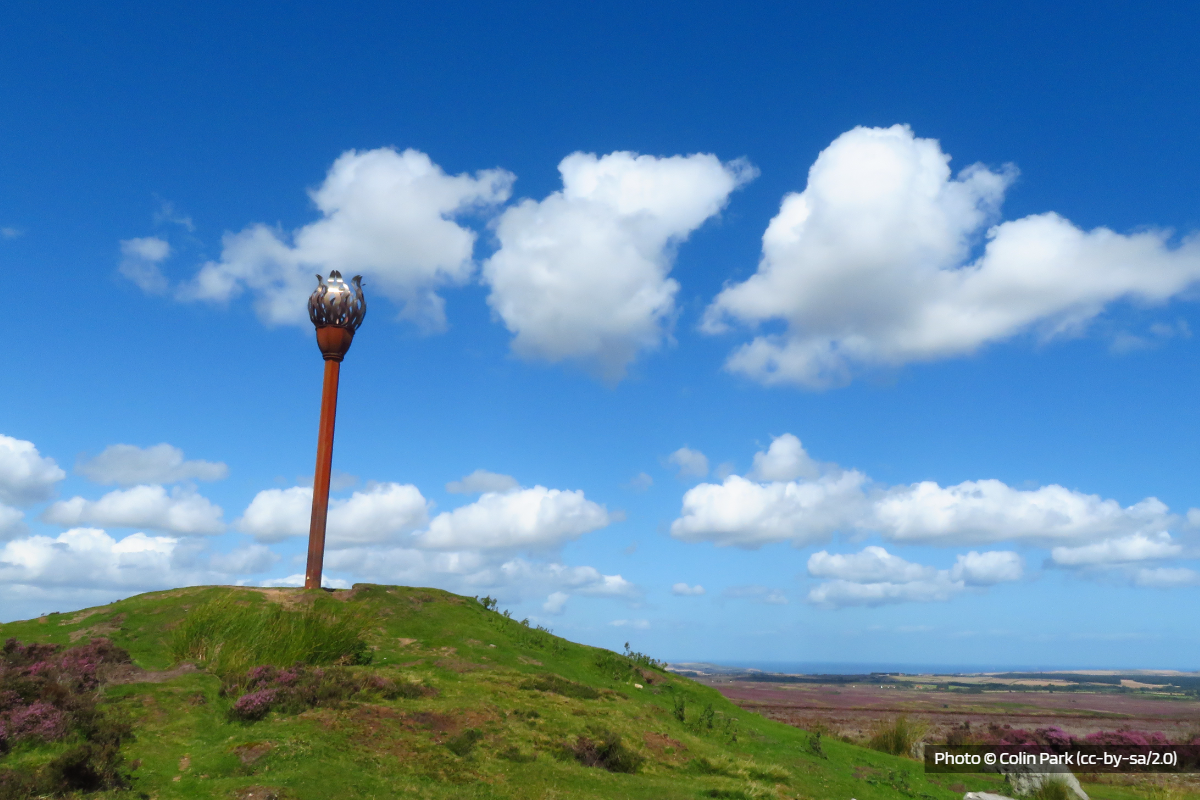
<box><xmin>304</xmin><ymin>272</ymin><xmax>366</xmax><ymax>591</ymax></box>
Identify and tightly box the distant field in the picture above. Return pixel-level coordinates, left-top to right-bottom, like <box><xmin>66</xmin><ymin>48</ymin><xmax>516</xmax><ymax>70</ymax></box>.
<box><xmin>696</xmin><ymin>674</ymin><xmax>1200</xmax><ymax>742</ymax></box>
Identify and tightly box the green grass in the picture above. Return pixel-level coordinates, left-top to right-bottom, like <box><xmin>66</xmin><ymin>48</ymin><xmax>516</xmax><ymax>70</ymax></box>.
<box><xmin>168</xmin><ymin>595</ymin><xmax>371</xmax><ymax>678</ymax></box>
<box><xmin>1</xmin><ymin>584</ymin><xmax>1194</xmax><ymax>800</ymax></box>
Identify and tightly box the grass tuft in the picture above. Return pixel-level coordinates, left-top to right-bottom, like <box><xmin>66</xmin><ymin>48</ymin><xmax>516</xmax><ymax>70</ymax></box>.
<box><xmin>569</xmin><ymin>729</ymin><xmax>644</xmax><ymax>773</ymax></box>
<box><xmin>168</xmin><ymin>596</ymin><xmax>372</xmax><ymax>677</ymax></box>
<box><xmin>868</xmin><ymin>715</ymin><xmax>926</xmax><ymax>757</ymax></box>
<box><xmin>519</xmin><ymin>673</ymin><xmax>601</xmax><ymax>700</ymax></box>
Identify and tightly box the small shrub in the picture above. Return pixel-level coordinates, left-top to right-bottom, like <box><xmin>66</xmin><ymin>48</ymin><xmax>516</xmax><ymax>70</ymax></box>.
<box><xmin>446</xmin><ymin>728</ymin><xmax>483</xmax><ymax>757</ymax></box>
<box><xmin>807</xmin><ymin>730</ymin><xmax>826</xmax><ymax>758</ymax></box>
<box><xmin>671</xmin><ymin>694</ymin><xmax>686</xmax><ymax>722</ymax></box>
<box><xmin>570</xmin><ymin>730</ymin><xmax>644</xmax><ymax>774</ymax></box>
<box><xmin>869</xmin><ymin>716</ymin><xmax>926</xmax><ymax>757</ymax></box>
<box><xmin>623</xmin><ymin>642</ymin><xmax>666</xmax><ymax>671</ymax></box>
<box><xmin>695</xmin><ymin>703</ymin><xmax>715</xmax><ymax>730</ymax></box>
<box><xmin>520</xmin><ymin>674</ymin><xmax>600</xmax><ymax>700</ymax></box>
<box><xmin>230</xmin><ymin>689</ymin><xmax>279</xmax><ymax>721</ymax></box>
<box><xmin>224</xmin><ymin>664</ymin><xmax>432</xmax><ymax>723</ymax></box>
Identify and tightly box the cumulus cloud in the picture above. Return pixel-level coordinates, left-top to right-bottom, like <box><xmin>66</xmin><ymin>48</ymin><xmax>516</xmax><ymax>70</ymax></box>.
<box><xmin>445</xmin><ymin>469</ymin><xmax>519</xmax><ymax>494</ymax></box>
<box><xmin>76</xmin><ymin>443</ymin><xmax>228</xmax><ymax>486</ymax></box>
<box><xmin>323</xmin><ymin>546</ymin><xmax>636</xmax><ymax>602</ymax></box>
<box><xmin>0</xmin><ymin>527</ymin><xmax>261</xmax><ymax>597</ymax></box>
<box><xmin>0</xmin><ymin>435</ymin><xmax>66</xmax><ymax>506</ymax></box>
<box><xmin>609</xmin><ymin>619</ymin><xmax>650</xmax><ymax>629</ymax></box>
<box><xmin>1133</xmin><ymin>567</ymin><xmax>1199</xmax><ymax>588</ymax></box>
<box><xmin>484</xmin><ymin>151</ymin><xmax>756</xmax><ymax>380</ymax></box>
<box><xmin>0</xmin><ymin>528</ymin><xmax>186</xmax><ymax>591</ymax></box>
<box><xmin>704</xmin><ymin>124</ymin><xmax>1200</xmax><ymax>388</ymax></box>
<box><xmin>43</xmin><ymin>485</ymin><xmax>225</xmax><ymax>535</ymax></box>
<box><xmin>805</xmin><ymin>546</ymin><xmax>1020</xmax><ymax>608</ymax></box>
<box><xmin>672</xmin><ymin>434</ymin><xmax>1176</xmax><ymax>550</ymax></box>
<box><xmin>1051</xmin><ymin>532</ymin><xmax>1182</xmax><ymax>566</ymax></box>
<box><xmin>670</xmin><ymin>471</ymin><xmax>869</xmax><ymax>548</ymax></box>
<box><xmin>258</xmin><ymin>573</ymin><xmax>350</xmax><ymax>589</ymax></box>
<box><xmin>808</xmin><ymin>545</ymin><xmax>935</xmax><ymax>583</ymax></box>
<box><xmin>0</xmin><ymin>504</ymin><xmax>26</xmax><ymax>540</ymax></box>
<box><xmin>416</xmin><ymin>486</ymin><xmax>612</xmax><ymax>551</ymax></box>
<box><xmin>543</xmin><ymin>591</ymin><xmax>569</xmax><ymax>614</ymax></box>
<box><xmin>723</xmin><ymin>585</ymin><xmax>788</xmax><ymax>605</ymax></box>
<box><xmin>208</xmin><ymin>544</ymin><xmax>280</xmax><ymax>575</ymax></box>
<box><xmin>749</xmin><ymin>434</ymin><xmax>819</xmax><ymax>481</ymax></box>
<box><xmin>180</xmin><ymin>148</ymin><xmax>513</xmax><ymax>330</ymax></box>
<box><xmin>671</xmin><ymin>582</ymin><xmax>705</xmax><ymax>596</ymax></box>
<box><xmin>237</xmin><ymin>482</ymin><xmax>430</xmax><ymax>546</ymax></box>
<box><xmin>950</xmin><ymin>550</ymin><xmax>1024</xmax><ymax>585</ymax></box>
<box><xmin>873</xmin><ymin>481</ymin><xmax>1171</xmax><ymax>546</ymax></box>
<box><xmin>668</xmin><ymin>447</ymin><xmax>709</xmax><ymax>479</ymax></box>
<box><xmin>118</xmin><ymin>237</ymin><xmax>171</xmax><ymax>294</ymax></box>
<box><xmin>808</xmin><ymin>575</ymin><xmax>961</xmax><ymax>608</ymax></box>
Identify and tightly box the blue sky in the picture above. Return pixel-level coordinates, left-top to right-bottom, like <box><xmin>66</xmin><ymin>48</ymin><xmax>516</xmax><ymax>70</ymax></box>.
<box><xmin>3</xmin><ymin>0</ymin><xmax>1200</xmax><ymax>669</ymax></box>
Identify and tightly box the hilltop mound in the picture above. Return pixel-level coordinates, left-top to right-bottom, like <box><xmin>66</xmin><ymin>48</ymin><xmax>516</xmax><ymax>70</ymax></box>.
<box><xmin>0</xmin><ymin>584</ymin><xmax>990</xmax><ymax>799</ymax></box>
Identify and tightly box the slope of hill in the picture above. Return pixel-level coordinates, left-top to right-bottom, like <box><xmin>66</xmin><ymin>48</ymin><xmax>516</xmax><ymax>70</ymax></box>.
<box><xmin>0</xmin><ymin>584</ymin><xmax>1130</xmax><ymax>800</ymax></box>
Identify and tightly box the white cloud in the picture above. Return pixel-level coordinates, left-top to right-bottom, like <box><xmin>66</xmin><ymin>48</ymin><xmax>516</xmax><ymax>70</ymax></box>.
<box><xmin>323</xmin><ymin>546</ymin><xmax>636</xmax><ymax>602</ymax></box>
<box><xmin>874</xmin><ymin>480</ymin><xmax>1171</xmax><ymax>546</ymax></box>
<box><xmin>609</xmin><ymin>619</ymin><xmax>650</xmax><ymax>629</ymax></box>
<box><xmin>180</xmin><ymin>148</ymin><xmax>513</xmax><ymax>330</ymax></box>
<box><xmin>808</xmin><ymin>576</ymin><xmax>962</xmax><ymax>608</ymax></box>
<box><xmin>237</xmin><ymin>482</ymin><xmax>430</xmax><ymax>546</ymax></box>
<box><xmin>445</xmin><ymin>469</ymin><xmax>519</xmax><ymax>494</ymax></box>
<box><xmin>668</xmin><ymin>446</ymin><xmax>709</xmax><ymax>479</ymax></box>
<box><xmin>0</xmin><ymin>226</ymin><xmax>22</xmax><ymax>239</ymax></box>
<box><xmin>0</xmin><ymin>528</ymin><xmax>183</xmax><ymax>591</ymax></box>
<box><xmin>258</xmin><ymin>573</ymin><xmax>350</xmax><ymax>589</ymax></box>
<box><xmin>209</xmin><ymin>544</ymin><xmax>280</xmax><ymax>575</ymax></box>
<box><xmin>543</xmin><ymin>591</ymin><xmax>569</xmax><ymax>614</ymax></box>
<box><xmin>808</xmin><ymin>545</ymin><xmax>935</xmax><ymax>583</ymax></box>
<box><xmin>0</xmin><ymin>435</ymin><xmax>66</xmax><ymax>506</ymax></box>
<box><xmin>119</xmin><ymin>236</ymin><xmax>171</xmax><ymax>294</ymax></box>
<box><xmin>723</xmin><ymin>585</ymin><xmax>788</xmax><ymax>605</ymax></box>
<box><xmin>153</xmin><ymin>199</ymin><xmax>195</xmax><ymax>232</ymax></box>
<box><xmin>326</xmin><ymin>483</ymin><xmax>430</xmax><ymax>548</ymax></box>
<box><xmin>1051</xmin><ymin>532</ymin><xmax>1182</xmax><ymax>566</ymax></box>
<box><xmin>704</xmin><ymin>124</ymin><xmax>1200</xmax><ymax>388</ymax></box>
<box><xmin>950</xmin><ymin>550</ymin><xmax>1024</xmax><ymax>585</ymax></box>
<box><xmin>236</xmin><ymin>486</ymin><xmax>312</xmax><ymax>542</ymax></box>
<box><xmin>670</xmin><ymin>471</ymin><xmax>869</xmax><ymax>548</ymax></box>
<box><xmin>671</xmin><ymin>582</ymin><xmax>705</xmax><ymax>596</ymax></box>
<box><xmin>0</xmin><ymin>504</ymin><xmax>26</xmax><ymax>540</ymax></box>
<box><xmin>806</xmin><ymin>546</ymin><xmax>1022</xmax><ymax>608</ymax></box>
<box><xmin>627</xmin><ymin>472</ymin><xmax>654</xmax><ymax>491</ymax></box>
<box><xmin>0</xmin><ymin>527</ymin><xmax>270</xmax><ymax>596</ymax></box>
<box><xmin>76</xmin><ymin>443</ymin><xmax>228</xmax><ymax>486</ymax></box>
<box><xmin>672</xmin><ymin>434</ymin><xmax>1175</xmax><ymax>549</ymax></box>
<box><xmin>484</xmin><ymin>151</ymin><xmax>756</xmax><ymax>380</ymax></box>
<box><xmin>416</xmin><ymin>486</ymin><xmax>612</xmax><ymax>551</ymax></box>
<box><xmin>749</xmin><ymin>434</ymin><xmax>819</xmax><ymax>481</ymax></box>
<box><xmin>43</xmin><ymin>484</ymin><xmax>225</xmax><ymax>535</ymax></box>
<box><xmin>1133</xmin><ymin>567</ymin><xmax>1199</xmax><ymax>588</ymax></box>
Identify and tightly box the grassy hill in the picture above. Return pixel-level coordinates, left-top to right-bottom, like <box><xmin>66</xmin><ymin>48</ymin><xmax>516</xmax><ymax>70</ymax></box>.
<box><xmin>0</xmin><ymin>585</ymin><xmax>1162</xmax><ymax>800</ymax></box>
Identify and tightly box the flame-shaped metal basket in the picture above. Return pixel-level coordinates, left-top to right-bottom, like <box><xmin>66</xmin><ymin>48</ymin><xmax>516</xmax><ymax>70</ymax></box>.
<box><xmin>308</xmin><ymin>270</ymin><xmax>366</xmax><ymax>332</ymax></box>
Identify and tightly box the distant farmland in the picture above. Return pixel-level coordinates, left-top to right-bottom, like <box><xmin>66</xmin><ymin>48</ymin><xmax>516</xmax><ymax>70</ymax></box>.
<box><xmin>692</xmin><ymin>671</ymin><xmax>1200</xmax><ymax>743</ymax></box>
